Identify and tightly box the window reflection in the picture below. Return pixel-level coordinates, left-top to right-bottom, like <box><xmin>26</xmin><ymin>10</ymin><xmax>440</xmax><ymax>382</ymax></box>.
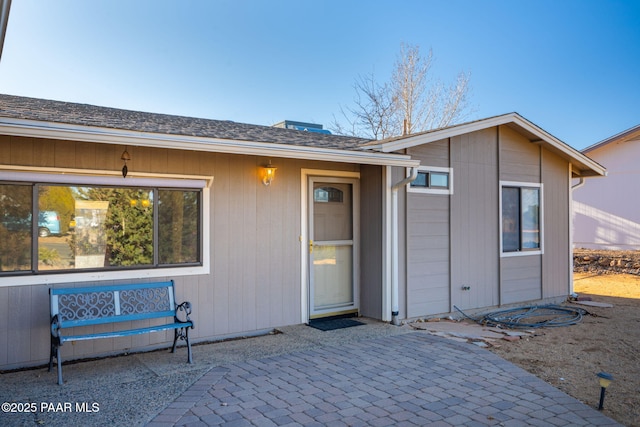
<box><xmin>502</xmin><ymin>186</ymin><xmax>540</xmax><ymax>252</ymax></box>
<box><xmin>314</xmin><ymin>187</ymin><xmax>343</xmax><ymax>203</ymax></box>
<box><xmin>1</xmin><ymin>182</ymin><xmax>201</xmax><ymax>275</ymax></box>
<box><xmin>0</xmin><ymin>184</ymin><xmax>32</xmax><ymax>272</ymax></box>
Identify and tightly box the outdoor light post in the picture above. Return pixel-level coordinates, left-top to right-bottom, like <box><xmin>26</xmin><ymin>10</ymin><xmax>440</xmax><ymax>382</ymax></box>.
<box><xmin>596</xmin><ymin>372</ymin><xmax>613</xmax><ymax>411</ymax></box>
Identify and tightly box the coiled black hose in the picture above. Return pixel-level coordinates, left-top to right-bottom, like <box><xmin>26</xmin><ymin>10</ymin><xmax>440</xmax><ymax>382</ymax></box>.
<box><xmin>454</xmin><ymin>304</ymin><xmax>586</xmax><ymax>329</ymax></box>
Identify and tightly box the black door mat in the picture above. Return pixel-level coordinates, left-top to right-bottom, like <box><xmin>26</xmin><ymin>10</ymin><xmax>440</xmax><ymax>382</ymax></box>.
<box><xmin>308</xmin><ymin>318</ymin><xmax>364</xmax><ymax>331</ymax></box>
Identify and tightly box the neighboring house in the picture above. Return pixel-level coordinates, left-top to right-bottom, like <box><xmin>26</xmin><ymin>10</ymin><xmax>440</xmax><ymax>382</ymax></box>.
<box><xmin>0</xmin><ymin>94</ymin><xmax>604</xmax><ymax>370</ymax></box>
<box><xmin>573</xmin><ymin>124</ymin><xmax>640</xmax><ymax>250</ymax></box>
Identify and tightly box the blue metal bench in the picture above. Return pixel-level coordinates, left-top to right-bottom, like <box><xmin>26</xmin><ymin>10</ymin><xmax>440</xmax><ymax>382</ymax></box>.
<box><xmin>49</xmin><ymin>280</ymin><xmax>194</xmax><ymax>385</ymax></box>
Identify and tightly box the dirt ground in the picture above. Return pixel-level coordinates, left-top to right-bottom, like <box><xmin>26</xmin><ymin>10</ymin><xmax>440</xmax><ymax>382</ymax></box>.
<box><xmin>489</xmin><ymin>271</ymin><xmax>640</xmax><ymax>426</ymax></box>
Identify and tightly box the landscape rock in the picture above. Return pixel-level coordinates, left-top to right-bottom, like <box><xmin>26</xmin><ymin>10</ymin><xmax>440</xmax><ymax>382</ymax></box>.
<box><xmin>573</xmin><ymin>249</ymin><xmax>640</xmax><ymax>275</ymax></box>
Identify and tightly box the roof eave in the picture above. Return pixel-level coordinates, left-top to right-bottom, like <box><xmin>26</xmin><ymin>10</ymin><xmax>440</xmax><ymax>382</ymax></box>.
<box><xmin>370</xmin><ymin>113</ymin><xmax>519</xmax><ymax>152</ymax></box>
<box><xmin>371</xmin><ymin>113</ymin><xmax>606</xmax><ymax>177</ymax></box>
<box><xmin>509</xmin><ymin>115</ymin><xmax>606</xmax><ymax>177</ymax></box>
<box><xmin>0</xmin><ymin>117</ymin><xmax>419</xmax><ymax>168</ymax></box>
<box><xmin>582</xmin><ymin>124</ymin><xmax>640</xmax><ymax>154</ymax></box>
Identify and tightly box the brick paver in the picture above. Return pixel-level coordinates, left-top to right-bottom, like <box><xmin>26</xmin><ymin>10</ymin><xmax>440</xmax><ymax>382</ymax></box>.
<box><xmin>148</xmin><ymin>333</ymin><xmax>621</xmax><ymax>426</ymax></box>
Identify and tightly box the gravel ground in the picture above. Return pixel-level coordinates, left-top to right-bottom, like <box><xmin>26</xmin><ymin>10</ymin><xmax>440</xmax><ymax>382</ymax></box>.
<box><xmin>490</xmin><ymin>270</ymin><xmax>640</xmax><ymax>427</ymax></box>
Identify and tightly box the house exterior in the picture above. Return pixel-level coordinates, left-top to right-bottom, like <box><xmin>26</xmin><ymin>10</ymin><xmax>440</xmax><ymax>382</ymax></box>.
<box><xmin>0</xmin><ymin>95</ymin><xmax>604</xmax><ymax>370</ymax></box>
<box><xmin>573</xmin><ymin>124</ymin><xmax>640</xmax><ymax>250</ymax></box>
<box><xmin>367</xmin><ymin>115</ymin><xmax>605</xmax><ymax>319</ymax></box>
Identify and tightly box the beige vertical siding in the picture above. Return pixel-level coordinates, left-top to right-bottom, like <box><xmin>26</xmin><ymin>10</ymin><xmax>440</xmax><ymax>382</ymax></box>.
<box><xmin>404</xmin><ymin>129</ymin><xmax>504</xmax><ymax>317</ymax></box>
<box><xmin>7</xmin><ymin>286</ymin><xmax>32</xmax><ymax>365</ymax></box>
<box><xmin>0</xmin><ymin>287</ymin><xmax>6</xmax><ymax>366</ymax></box>
<box><xmin>499</xmin><ymin>125</ymin><xmax>541</xmax><ymax>182</ymax></box>
<box><xmin>408</xmin><ymin>139</ymin><xmax>449</xmax><ymax>168</ymax></box>
<box><xmin>406</xmin><ymin>194</ymin><xmax>450</xmax><ymax>316</ymax></box>
<box><xmin>498</xmin><ymin>125</ymin><xmax>543</xmax><ymax>303</ymax></box>
<box><xmin>0</xmin><ymin>135</ymin><xmax>363</xmax><ymax>369</ymax></box>
<box><xmin>541</xmin><ymin>149</ymin><xmax>571</xmax><ymax>298</ymax></box>
<box><xmin>501</xmin><ymin>256</ymin><xmax>542</xmax><ymax>303</ymax></box>
<box><xmin>30</xmin><ymin>285</ymin><xmax>53</xmax><ymax>361</ymax></box>
<box><xmin>359</xmin><ymin>165</ymin><xmax>383</xmax><ymax>319</ymax></box>
<box><xmin>405</xmin><ymin>140</ymin><xmax>452</xmax><ymax>317</ymax></box>
<box><xmin>450</xmin><ymin>129</ymin><xmax>500</xmax><ymax>311</ymax></box>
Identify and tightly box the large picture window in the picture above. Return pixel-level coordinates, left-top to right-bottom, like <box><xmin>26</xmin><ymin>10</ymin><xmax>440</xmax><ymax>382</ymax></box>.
<box><xmin>0</xmin><ymin>180</ymin><xmax>202</xmax><ymax>275</ymax></box>
<box><xmin>501</xmin><ymin>183</ymin><xmax>541</xmax><ymax>254</ymax></box>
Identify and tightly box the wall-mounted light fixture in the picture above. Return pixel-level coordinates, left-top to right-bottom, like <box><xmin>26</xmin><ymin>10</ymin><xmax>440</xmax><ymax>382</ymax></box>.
<box><xmin>261</xmin><ymin>160</ymin><xmax>277</xmax><ymax>186</ymax></box>
<box><xmin>121</xmin><ymin>148</ymin><xmax>131</xmax><ymax>178</ymax></box>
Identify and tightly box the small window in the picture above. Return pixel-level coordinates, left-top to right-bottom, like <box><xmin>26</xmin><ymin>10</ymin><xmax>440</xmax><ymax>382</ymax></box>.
<box><xmin>501</xmin><ymin>183</ymin><xmax>542</xmax><ymax>254</ymax></box>
<box><xmin>314</xmin><ymin>187</ymin><xmax>343</xmax><ymax>203</ymax></box>
<box><xmin>408</xmin><ymin>167</ymin><xmax>453</xmax><ymax>195</ymax></box>
<box><xmin>412</xmin><ymin>172</ymin><xmax>428</xmax><ymax>187</ymax></box>
<box><xmin>429</xmin><ymin>172</ymin><xmax>449</xmax><ymax>189</ymax></box>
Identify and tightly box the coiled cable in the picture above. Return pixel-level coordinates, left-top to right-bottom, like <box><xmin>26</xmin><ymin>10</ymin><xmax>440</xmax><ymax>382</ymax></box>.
<box><xmin>454</xmin><ymin>304</ymin><xmax>586</xmax><ymax>329</ymax></box>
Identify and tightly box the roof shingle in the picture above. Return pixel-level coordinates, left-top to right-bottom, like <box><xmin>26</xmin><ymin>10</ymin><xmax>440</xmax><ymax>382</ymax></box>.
<box><xmin>0</xmin><ymin>94</ymin><xmax>371</xmax><ymax>150</ymax></box>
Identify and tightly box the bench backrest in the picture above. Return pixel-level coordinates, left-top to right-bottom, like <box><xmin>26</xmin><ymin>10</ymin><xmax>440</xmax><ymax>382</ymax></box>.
<box><xmin>50</xmin><ymin>281</ymin><xmax>177</xmax><ymax>328</ymax></box>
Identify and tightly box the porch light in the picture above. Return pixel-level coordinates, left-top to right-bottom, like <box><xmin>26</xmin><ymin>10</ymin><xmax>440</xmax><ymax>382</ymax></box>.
<box><xmin>596</xmin><ymin>372</ymin><xmax>613</xmax><ymax>410</ymax></box>
<box><xmin>261</xmin><ymin>161</ymin><xmax>277</xmax><ymax>186</ymax></box>
<box><xmin>121</xmin><ymin>148</ymin><xmax>131</xmax><ymax>178</ymax></box>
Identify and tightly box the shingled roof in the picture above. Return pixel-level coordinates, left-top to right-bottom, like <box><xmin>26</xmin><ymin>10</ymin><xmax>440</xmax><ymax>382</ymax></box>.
<box><xmin>0</xmin><ymin>94</ymin><xmax>370</xmax><ymax>150</ymax></box>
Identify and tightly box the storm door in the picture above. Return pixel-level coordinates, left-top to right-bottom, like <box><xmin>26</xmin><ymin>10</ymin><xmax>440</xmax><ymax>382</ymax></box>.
<box><xmin>308</xmin><ymin>177</ymin><xmax>359</xmax><ymax>319</ymax></box>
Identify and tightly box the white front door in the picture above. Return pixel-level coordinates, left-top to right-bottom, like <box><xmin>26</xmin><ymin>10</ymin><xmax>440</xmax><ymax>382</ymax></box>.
<box><xmin>308</xmin><ymin>176</ymin><xmax>359</xmax><ymax>319</ymax></box>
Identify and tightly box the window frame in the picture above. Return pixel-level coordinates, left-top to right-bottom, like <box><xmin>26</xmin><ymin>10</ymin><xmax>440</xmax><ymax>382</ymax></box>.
<box><xmin>499</xmin><ymin>181</ymin><xmax>543</xmax><ymax>257</ymax></box>
<box><xmin>407</xmin><ymin>166</ymin><xmax>453</xmax><ymax>195</ymax></box>
<box><xmin>0</xmin><ymin>168</ymin><xmax>211</xmax><ymax>287</ymax></box>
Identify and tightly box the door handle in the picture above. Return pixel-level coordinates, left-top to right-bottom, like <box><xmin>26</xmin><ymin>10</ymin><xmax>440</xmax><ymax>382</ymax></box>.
<box><xmin>309</xmin><ymin>239</ymin><xmax>313</xmax><ymax>254</ymax></box>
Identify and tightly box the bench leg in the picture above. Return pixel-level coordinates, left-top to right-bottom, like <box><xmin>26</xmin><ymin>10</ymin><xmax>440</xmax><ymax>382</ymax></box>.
<box><xmin>49</xmin><ymin>337</ymin><xmax>64</xmax><ymax>385</ymax></box>
<box><xmin>48</xmin><ymin>341</ymin><xmax>55</xmax><ymax>372</ymax></box>
<box><xmin>56</xmin><ymin>347</ymin><xmax>63</xmax><ymax>385</ymax></box>
<box><xmin>185</xmin><ymin>327</ymin><xmax>193</xmax><ymax>364</ymax></box>
<box><xmin>172</xmin><ymin>329</ymin><xmax>179</xmax><ymax>353</ymax></box>
<box><xmin>172</xmin><ymin>327</ymin><xmax>193</xmax><ymax>364</ymax></box>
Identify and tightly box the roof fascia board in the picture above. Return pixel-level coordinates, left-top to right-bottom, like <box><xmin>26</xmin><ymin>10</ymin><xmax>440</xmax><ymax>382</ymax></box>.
<box><xmin>0</xmin><ymin>117</ymin><xmax>419</xmax><ymax>168</ymax></box>
<box><xmin>509</xmin><ymin>115</ymin><xmax>606</xmax><ymax>176</ymax></box>
<box><xmin>582</xmin><ymin>124</ymin><xmax>640</xmax><ymax>154</ymax></box>
<box><xmin>371</xmin><ymin>113</ymin><xmax>605</xmax><ymax>177</ymax></box>
<box><xmin>372</xmin><ymin>114</ymin><xmax>516</xmax><ymax>152</ymax></box>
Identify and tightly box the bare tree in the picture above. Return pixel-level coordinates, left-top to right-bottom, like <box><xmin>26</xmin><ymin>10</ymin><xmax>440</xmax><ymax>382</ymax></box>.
<box><xmin>392</xmin><ymin>43</ymin><xmax>432</xmax><ymax>135</ymax></box>
<box><xmin>331</xmin><ymin>72</ymin><xmax>398</xmax><ymax>140</ymax></box>
<box><xmin>437</xmin><ymin>70</ymin><xmax>472</xmax><ymax>128</ymax></box>
<box><xmin>331</xmin><ymin>43</ymin><xmax>472</xmax><ymax>139</ymax></box>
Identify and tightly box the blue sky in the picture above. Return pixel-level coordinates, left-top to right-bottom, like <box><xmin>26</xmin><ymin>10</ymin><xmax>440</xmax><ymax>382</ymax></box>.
<box><xmin>0</xmin><ymin>0</ymin><xmax>638</xmax><ymax>149</ymax></box>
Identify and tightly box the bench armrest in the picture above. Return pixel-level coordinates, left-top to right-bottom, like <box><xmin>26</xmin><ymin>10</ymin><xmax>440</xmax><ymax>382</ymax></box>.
<box><xmin>50</xmin><ymin>314</ymin><xmax>62</xmax><ymax>339</ymax></box>
<box><xmin>175</xmin><ymin>301</ymin><xmax>193</xmax><ymax>324</ymax></box>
